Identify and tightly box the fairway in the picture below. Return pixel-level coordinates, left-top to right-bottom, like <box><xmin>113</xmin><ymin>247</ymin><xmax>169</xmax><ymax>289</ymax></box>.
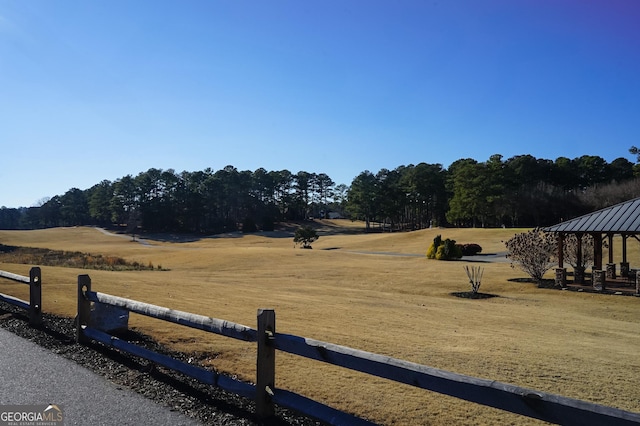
<box><xmin>1</xmin><ymin>224</ymin><xmax>639</xmax><ymax>425</ymax></box>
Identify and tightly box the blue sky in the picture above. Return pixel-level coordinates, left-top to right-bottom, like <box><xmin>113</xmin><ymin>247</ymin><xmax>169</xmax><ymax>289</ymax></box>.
<box><xmin>1</xmin><ymin>1</ymin><xmax>639</xmax><ymax>208</ymax></box>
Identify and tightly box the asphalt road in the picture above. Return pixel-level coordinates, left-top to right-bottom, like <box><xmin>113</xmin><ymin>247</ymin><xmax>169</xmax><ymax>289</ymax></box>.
<box><xmin>345</xmin><ymin>250</ymin><xmax>510</xmax><ymax>262</ymax></box>
<box><xmin>0</xmin><ymin>328</ymin><xmax>199</xmax><ymax>426</ymax></box>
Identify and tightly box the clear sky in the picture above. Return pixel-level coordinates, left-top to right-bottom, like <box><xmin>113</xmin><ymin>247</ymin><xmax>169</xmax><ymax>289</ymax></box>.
<box><xmin>1</xmin><ymin>1</ymin><xmax>639</xmax><ymax>208</ymax></box>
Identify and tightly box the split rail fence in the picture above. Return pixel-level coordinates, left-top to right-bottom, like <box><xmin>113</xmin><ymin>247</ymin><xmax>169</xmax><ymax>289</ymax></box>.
<box><xmin>72</xmin><ymin>274</ymin><xmax>640</xmax><ymax>426</ymax></box>
<box><xmin>2</xmin><ymin>267</ymin><xmax>640</xmax><ymax>425</ymax></box>
<box><xmin>0</xmin><ymin>267</ymin><xmax>42</xmax><ymax>326</ymax></box>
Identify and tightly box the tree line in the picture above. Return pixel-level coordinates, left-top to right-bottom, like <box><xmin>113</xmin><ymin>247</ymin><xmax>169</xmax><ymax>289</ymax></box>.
<box><xmin>348</xmin><ymin>154</ymin><xmax>639</xmax><ymax>230</ymax></box>
<box><xmin>0</xmin><ymin>166</ymin><xmax>345</xmax><ymax>233</ymax></box>
<box><xmin>1</xmin><ymin>154</ymin><xmax>639</xmax><ymax>233</ymax></box>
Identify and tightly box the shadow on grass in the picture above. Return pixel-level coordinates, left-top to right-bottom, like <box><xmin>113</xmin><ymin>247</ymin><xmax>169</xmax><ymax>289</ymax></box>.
<box><xmin>116</xmin><ymin>220</ymin><xmax>370</xmax><ymax>244</ymax></box>
<box><xmin>508</xmin><ymin>277</ymin><xmax>640</xmax><ymax>296</ymax></box>
<box><xmin>450</xmin><ymin>292</ymin><xmax>499</xmax><ymax>299</ymax></box>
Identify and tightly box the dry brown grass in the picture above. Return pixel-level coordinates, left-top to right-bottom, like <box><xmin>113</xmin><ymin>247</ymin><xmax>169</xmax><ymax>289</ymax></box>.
<box><xmin>1</xmin><ymin>224</ymin><xmax>639</xmax><ymax>425</ymax></box>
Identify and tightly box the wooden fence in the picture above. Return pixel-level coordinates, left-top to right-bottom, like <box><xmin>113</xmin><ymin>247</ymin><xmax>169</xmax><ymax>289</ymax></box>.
<box><xmin>0</xmin><ymin>267</ymin><xmax>42</xmax><ymax>326</ymax></box>
<box><xmin>75</xmin><ymin>274</ymin><xmax>640</xmax><ymax>426</ymax></box>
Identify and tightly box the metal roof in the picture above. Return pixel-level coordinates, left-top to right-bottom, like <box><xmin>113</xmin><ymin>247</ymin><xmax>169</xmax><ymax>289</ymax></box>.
<box><xmin>543</xmin><ymin>197</ymin><xmax>640</xmax><ymax>234</ymax></box>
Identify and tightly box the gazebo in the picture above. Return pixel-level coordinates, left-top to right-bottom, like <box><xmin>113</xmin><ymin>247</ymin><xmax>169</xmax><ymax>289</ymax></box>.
<box><xmin>543</xmin><ymin>196</ymin><xmax>640</xmax><ymax>291</ymax></box>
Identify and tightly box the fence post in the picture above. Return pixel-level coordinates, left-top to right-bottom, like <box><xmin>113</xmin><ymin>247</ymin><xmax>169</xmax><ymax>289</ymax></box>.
<box><xmin>256</xmin><ymin>309</ymin><xmax>276</xmax><ymax>419</ymax></box>
<box><xmin>28</xmin><ymin>267</ymin><xmax>42</xmax><ymax>326</ymax></box>
<box><xmin>77</xmin><ymin>275</ymin><xmax>92</xmax><ymax>344</ymax></box>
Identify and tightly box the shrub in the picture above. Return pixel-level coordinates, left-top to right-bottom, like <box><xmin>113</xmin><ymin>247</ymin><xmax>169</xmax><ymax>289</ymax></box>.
<box><xmin>435</xmin><ymin>238</ymin><xmax>462</xmax><ymax>260</ymax></box>
<box><xmin>0</xmin><ymin>245</ymin><xmax>160</xmax><ymax>271</ymax></box>
<box><xmin>293</xmin><ymin>226</ymin><xmax>319</xmax><ymax>249</ymax></box>
<box><xmin>444</xmin><ymin>238</ymin><xmax>463</xmax><ymax>260</ymax></box>
<box><xmin>504</xmin><ymin>228</ymin><xmax>557</xmax><ymax>283</ymax></box>
<box><xmin>426</xmin><ymin>235</ymin><xmax>442</xmax><ymax>259</ymax></box>
<box><xmin>428</xmin><ymin>235</ymin><xmax>462</xmax><ymax>260</ymax></box>
<box><xmin>458</xmin><ymin>243</ymin><xmax>483</xmax><ymax>256</ymax></box>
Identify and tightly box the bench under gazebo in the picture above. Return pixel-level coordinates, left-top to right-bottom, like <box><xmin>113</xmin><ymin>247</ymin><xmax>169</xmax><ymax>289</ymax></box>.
<box><xmin>543</xmin><ymin>196</ymin><xmax>640</xmax><ymax>293</ymax></box>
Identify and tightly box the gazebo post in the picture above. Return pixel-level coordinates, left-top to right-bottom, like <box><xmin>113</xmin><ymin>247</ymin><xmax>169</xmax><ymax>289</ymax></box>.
<box><xmin>606</xmin><ymin>233</ymin><xmax>616</xmax><ymax>279</ymax></box>
<box><xmin>621</xmin><ymin>235</ymin><xmax>629</xmax><ymax>278</ymax></box>
<box><xmin>555</xmin><ymin>233</ymin><xmax>566</xmax><ymax>287</ymax></box>
<box><xmin>592</xmin><ymin>233</ymin><xmax>605</xmax><ymax>291</ymax></box>
<box><xmin>557</xmin><ymin>233</ymin><xmax>564</xmax><ymax>268</ymax></box>
<box><xmin>575</xmin><ymin>233</ymin><xmax>585</xmax><ymax>284</ymax></box>
<box><xmin>593</xmin><ymin>233</ymin><xmax>603</xmax><ymax>270</ymax></box>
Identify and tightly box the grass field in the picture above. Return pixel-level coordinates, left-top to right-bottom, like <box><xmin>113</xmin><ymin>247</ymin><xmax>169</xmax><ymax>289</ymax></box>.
<box><xmin>1</xmin><ymin>222</ymin><xmax>639</xmax><ymax>425</ymax></box>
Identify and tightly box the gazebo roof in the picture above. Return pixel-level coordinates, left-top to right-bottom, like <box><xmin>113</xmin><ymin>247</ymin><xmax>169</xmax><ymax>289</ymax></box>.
<box><xmin>544</xmin><ymin>197</ymin><xmax>640</xmax><ymax>234</ymax></box>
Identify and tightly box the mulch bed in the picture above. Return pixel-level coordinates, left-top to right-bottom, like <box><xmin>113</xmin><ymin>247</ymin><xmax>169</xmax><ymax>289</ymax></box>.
<box><xmin>0</xmin><ymin>300</ymin><xmax>321</xmax><ymax>426</ymax></box>
<box><xmin>450</xmin><ymin>291</ymin><xmax>498</xmax><ymax>299</ymax></box>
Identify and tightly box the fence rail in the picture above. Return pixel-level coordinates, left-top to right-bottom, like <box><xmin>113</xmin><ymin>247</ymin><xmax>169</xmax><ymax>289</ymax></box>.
<box><xmin>272</xmin><ymin>332</ymin><xmax>640</xmax><ymax>425</ymax></box>
<box><xmin>0</xmin><ymin>267</ymin><xmax>42</xmax><ymax>326</ymax></box>
<box><xmin>76</xmin><ymin>274</ymin><xmax>368</xmax><ymax>425</ymax></box>
<box><xmin>84</xmin><ymin>289</ymin><xmax>257</xmax><ymax>342</ymax></box>
<box><xmin>75</xmin><ymin>274</ymin><xmax>640</xmax><ymax>426</ymax></box>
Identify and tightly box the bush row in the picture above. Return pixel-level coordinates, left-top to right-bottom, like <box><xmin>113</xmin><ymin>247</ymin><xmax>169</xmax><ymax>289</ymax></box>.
<box><xmin>0</xmin><ymin>244</ymin><xmax>162</xmax><ymax>271</ymax></box>
<box><xmin>426</xmin><ymin>236</ymin><xmax>482</xmax><ymax>260</ymax></box>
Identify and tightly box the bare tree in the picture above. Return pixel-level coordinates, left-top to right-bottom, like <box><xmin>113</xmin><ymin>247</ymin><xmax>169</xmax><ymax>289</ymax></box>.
<box><xmin>464</xmin><ymin>265</ymin><xmax>484</xmax><ymax>294</ymax></box>
<box><xmin>504</xmin><ymin>229</ymin><xmax>557</xmax><ymax>283</ymax></box>
<box><xmin>562</xmin><ymin>234</ymin><xmax>595</xmax><ymax>269</ymax></box>
<box><xmin>562</xmin><ymin>233</ymin><xmax>597</xmax><ymax>284</ymax></box>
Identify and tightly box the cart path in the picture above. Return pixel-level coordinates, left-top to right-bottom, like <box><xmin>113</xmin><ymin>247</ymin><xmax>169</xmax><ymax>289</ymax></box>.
<box><xmin>344</xmin><ymin>250</ymin><xmax>510</xmax><ymax>262</ymax></box>
<box><xmin>95</xmin><ymin>227</ymin><xmax>153</xmax><ymax>246</ymax></box>
<box><xmin>0</xmin><ymin>328</ymin><xmax>199</xmax><ymax>425</ymax></box>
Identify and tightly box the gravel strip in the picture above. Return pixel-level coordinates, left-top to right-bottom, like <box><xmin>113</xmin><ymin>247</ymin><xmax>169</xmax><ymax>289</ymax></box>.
<box><xmin>0</xmin><ymin>301</ymin><xmax>322</xmax><ymax>426</ymax></box>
